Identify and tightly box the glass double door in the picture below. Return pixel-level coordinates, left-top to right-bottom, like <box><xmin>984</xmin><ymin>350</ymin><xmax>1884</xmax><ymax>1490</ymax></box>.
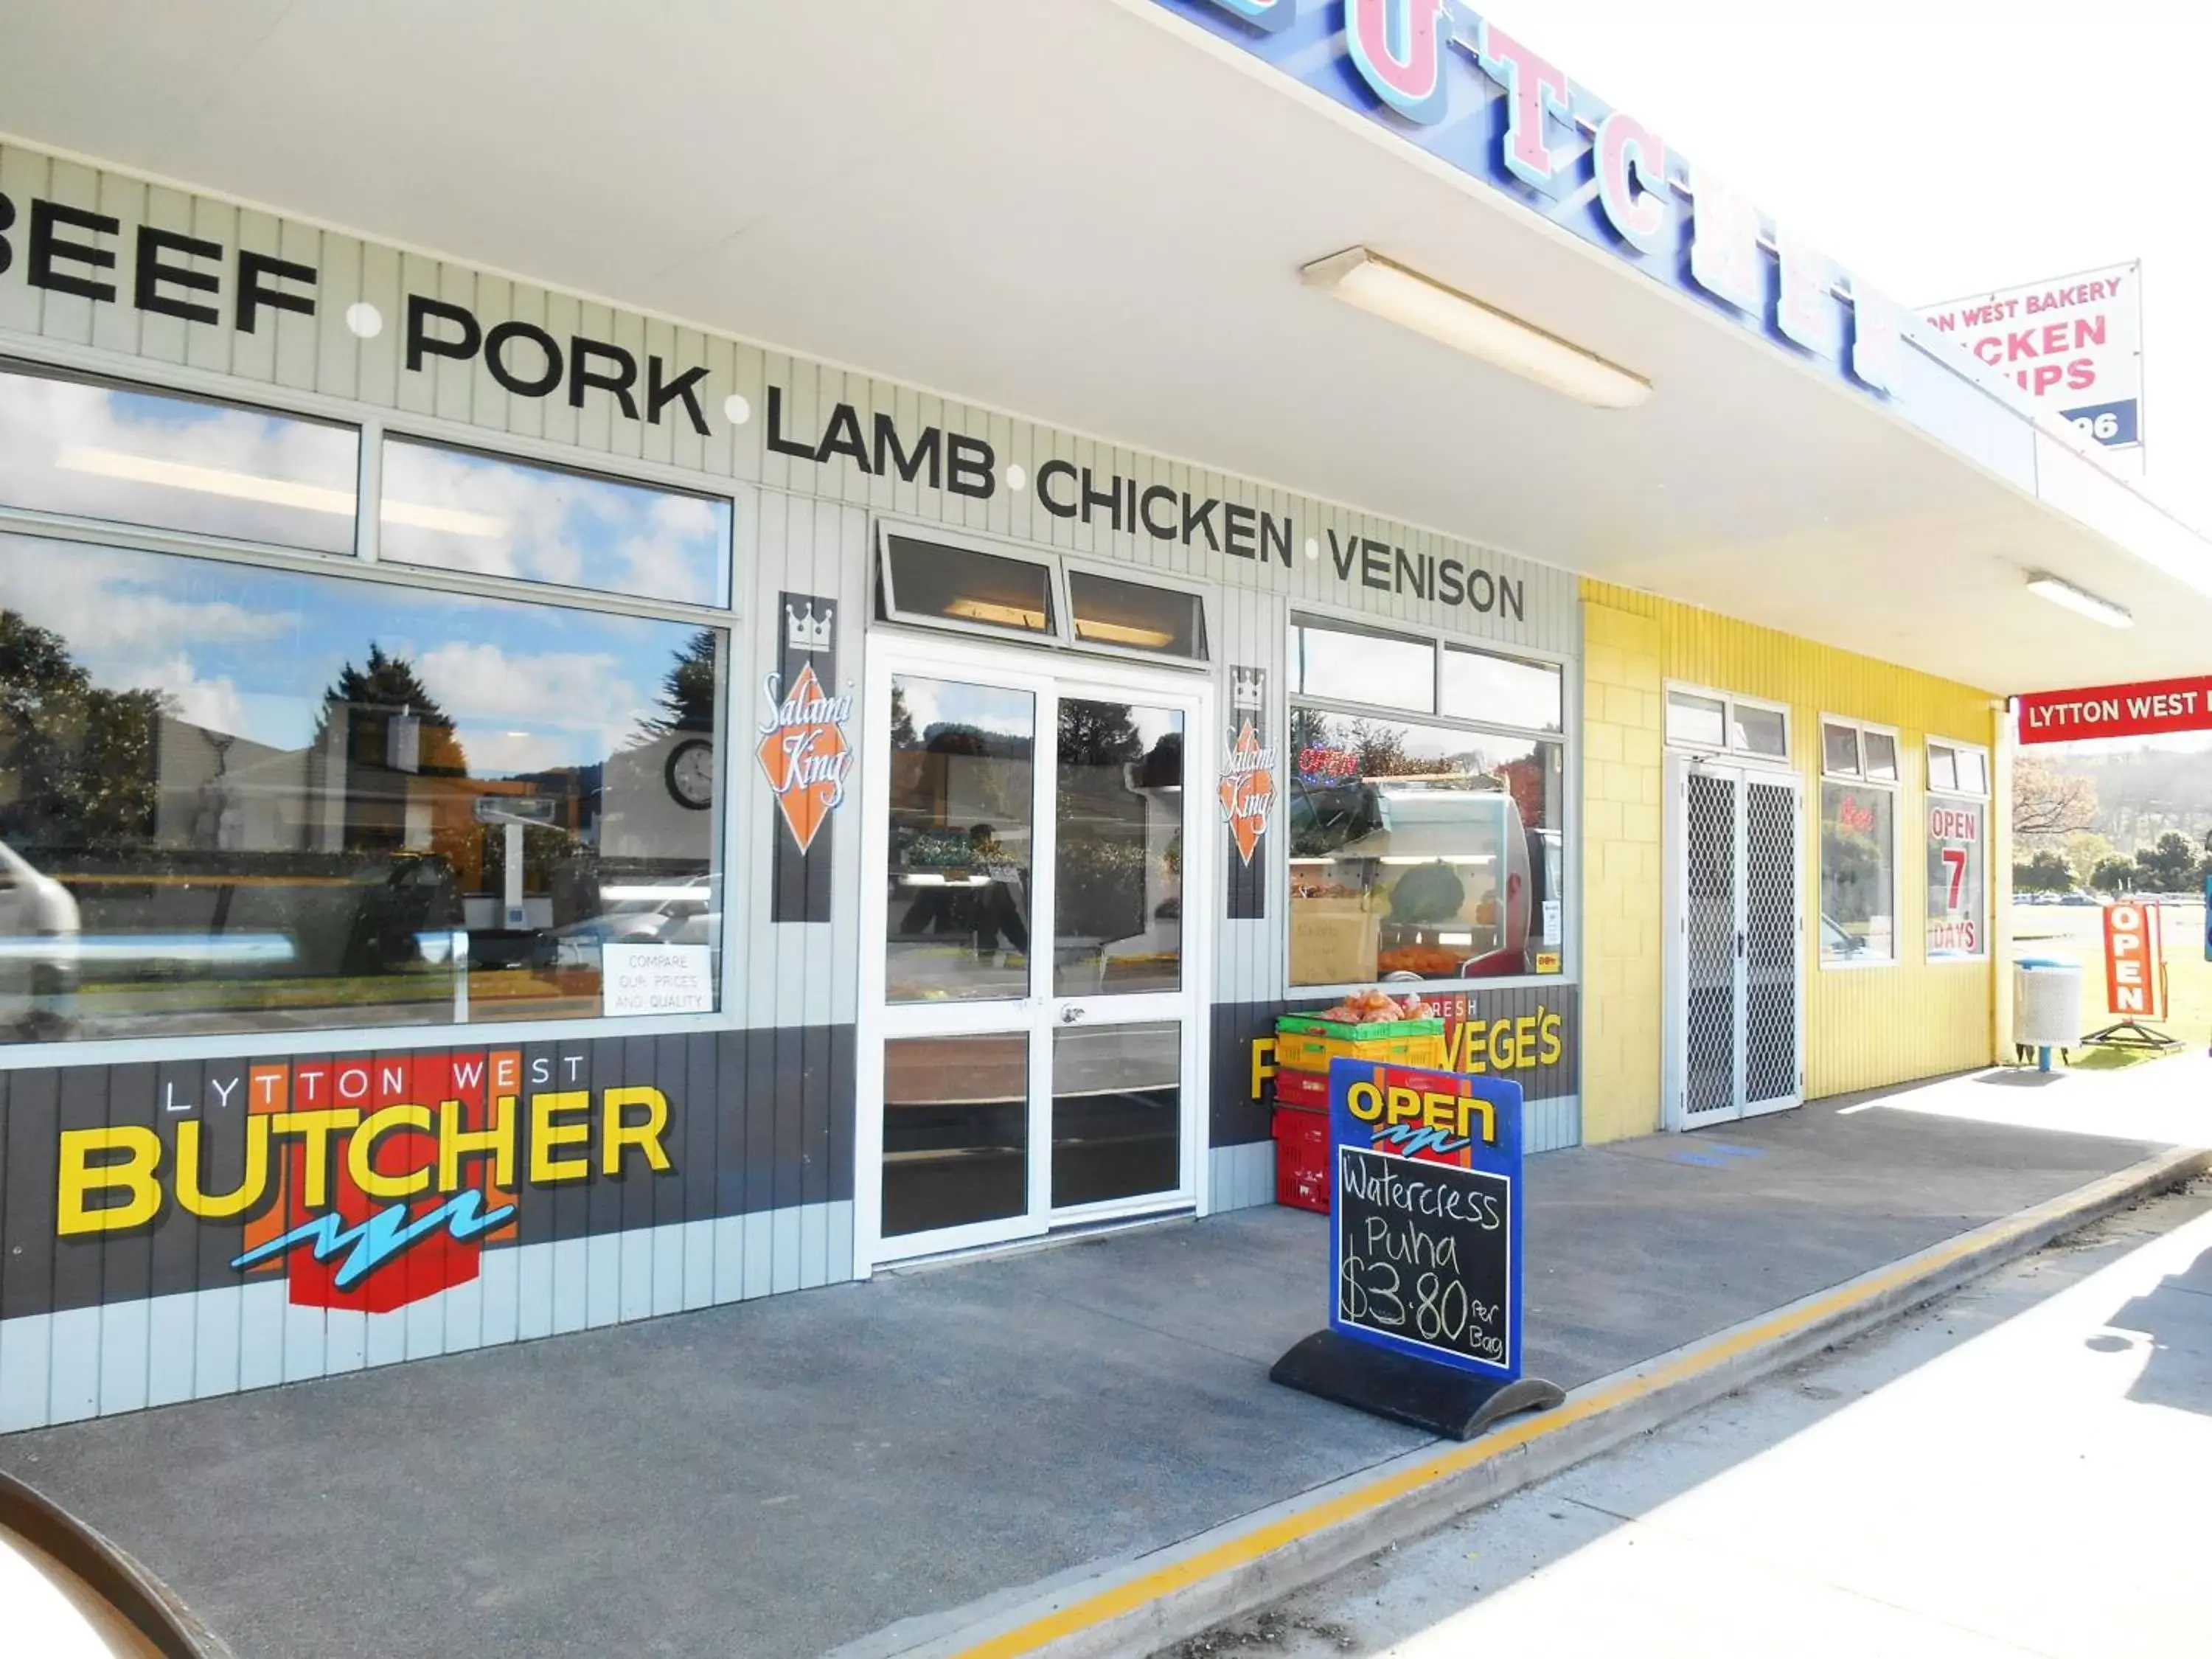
<box><xmin>860</xmin><ymin>640</ymin><xmax>1208</xmax><ymax>1265</ymax></box>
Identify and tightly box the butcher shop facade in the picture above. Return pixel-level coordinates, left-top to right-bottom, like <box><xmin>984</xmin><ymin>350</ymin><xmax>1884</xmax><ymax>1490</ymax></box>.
<box><xmin>0</xmin><ymin>137</ymin><xmax>1612</xmax><ymax>1429</ymax></box>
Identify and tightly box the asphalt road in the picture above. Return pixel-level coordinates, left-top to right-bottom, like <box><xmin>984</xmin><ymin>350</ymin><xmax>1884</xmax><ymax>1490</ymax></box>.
<box><xmin>1172</xmin><ymin>1179</ymin><xmax>2212</xmax><ymax>1659</ymax></box>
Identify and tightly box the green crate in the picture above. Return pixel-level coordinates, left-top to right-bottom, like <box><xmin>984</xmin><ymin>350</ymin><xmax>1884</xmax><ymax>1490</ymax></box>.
<box><xmin>1276</xmin><ymin>1015</ymin><xmax>1444</xmax><ymax>1040</ymax></box>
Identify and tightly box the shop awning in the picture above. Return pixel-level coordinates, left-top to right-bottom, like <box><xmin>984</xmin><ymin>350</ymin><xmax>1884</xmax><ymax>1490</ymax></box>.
<box><xmin>3</xmin><ymin>0</ymin><xmax>2205</xmax><ymax>695</ymax></box>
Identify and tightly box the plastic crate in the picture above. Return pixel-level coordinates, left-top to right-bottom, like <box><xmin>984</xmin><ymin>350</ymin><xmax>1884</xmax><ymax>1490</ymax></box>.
<box><xmin>1277</xmin><ymin>1014</ymin><xmax>1442</xmax><ymax>1040</ymax></box>
<box><xmin>1273</xmin><ymin>1105</ymin><xmax>1330</xmax><ymax>1214</ymax></box>
<box><xmin>1274</xmin><ymin>1020</ymin><xmax>1447</xmax><ymax>1073</ymax></box>
<box><xmin>1272</xmin><ymin>1066</ymin><xmax>1331</xmax><ymax>1109</ymax></box>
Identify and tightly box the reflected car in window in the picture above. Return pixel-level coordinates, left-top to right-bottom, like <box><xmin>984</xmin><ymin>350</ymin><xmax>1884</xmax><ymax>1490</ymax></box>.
<box><xmin>0</xmin><ymin>840</ymin><xmax>81</xmax><ymax>1037</ymax></box>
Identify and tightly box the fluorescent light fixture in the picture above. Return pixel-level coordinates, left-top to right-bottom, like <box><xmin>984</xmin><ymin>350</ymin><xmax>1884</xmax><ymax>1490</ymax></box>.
<box><xmin>2025</xmin><ymin>571</ymin><xmax>2132</xmax><ymax>628</ymax></box>
<box><xmin>945</xmin><ymin>598</ymin><xmax>1049</xmax><ymax>630</ymax></box>
<box><xmin>1073</xmin><ymin>618</ymin><xmax>1175</xmax><ymax>649</ymax></box>
<box><xmin>1303</xmin><ymin>248</ymin><xmax>1652</xmax><ymax>409</ymax></box>
<box><xmin>56</xmin><ymin>447</ymin><xmax>506</xmax><ymax>538</ymax></box>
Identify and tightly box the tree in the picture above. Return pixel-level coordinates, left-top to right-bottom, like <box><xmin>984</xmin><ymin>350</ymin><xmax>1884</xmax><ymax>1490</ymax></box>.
<box><xmin>637</xmin><ymin>628</ymin><xmax>719</xmax><ymax>742</ymax></box>
<box><xmin>2089</xmin><ymin>857</ymin><xmax>2136</xmax><ymax>895</ymax></box>
<box><xmin>1347</xmin><ymin>718</ymin><xmax>1411</xmax><ymax>778</ymax></box>
<box><xmin>2012</xmin><ymin>850</ymin><xmax>2073</xmax><ymax>894</ymax></box>
<box><xmin>2065</xmin><ymin>832</ymin><xmax>2116</xmax><ymax>882</ymax></box>
<box><xmin>316</xmin><ymin>644</ymin><xmax>465</xmax><ymax>775</ymax></box>
<box><xmin>2132</xmin><ymin>830</ymin><xmax>2199</xmax><ymax>892</ymax></box>
<box><xmin>2012</xmin><ymin>757</ymin><xmax>2098</xmax><ymax>838</ymax></box>
<box><xmin>0</xmin><ymin>610</ymin><xmax>162</xmax><ymax>853</ymax></box>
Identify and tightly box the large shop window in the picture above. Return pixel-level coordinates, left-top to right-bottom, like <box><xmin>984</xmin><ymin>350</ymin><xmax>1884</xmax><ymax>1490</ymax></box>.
<box><xmin>1288</xmin><ymin>622</ymin><xmax>1566</xmax><ymax>987</ymax></box>
<box><xmin>0</xmin><ymin>533</ymin><xmax>726</xmax><ymax>1040</ymax></box>
<box><xmin>1819</xmin><ymin>718</ymin><xmax>1899</xmax><ymax>966</ymax></box>
<box><xmin>0</xmin><ymin>365</ymin><xmax>736</xmax><ymax>1044</ymax></box>
<box><xmin>1926</xmin><ymin>739</ymin><xmax>1991</xmax><ymax>961</ymax></box>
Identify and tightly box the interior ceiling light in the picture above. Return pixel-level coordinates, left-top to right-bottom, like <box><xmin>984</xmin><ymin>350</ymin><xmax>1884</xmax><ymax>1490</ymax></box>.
<box><xmin>945</xmin><ymin>598</ymin><xmax>1049</xmax><ymax>630</ymax></box>
<box><xmin>1073</xmin><ymin>618</ymin><xmax>1175</xmax><ymax>649</ymax></box>
<box><xmin>1301</xmin><ymin>248</ymin><xmax>1652</xmax><ymax>410</ymax></box>
<box><xmin>57</xmin><ymin>448</ymin><xmax>507</xmax><ymax>538</ymax></box>
<box><xmin>2025</xmin><ymin>571</ymin><xmax>2132</xmax><ymax>629</ymax></box>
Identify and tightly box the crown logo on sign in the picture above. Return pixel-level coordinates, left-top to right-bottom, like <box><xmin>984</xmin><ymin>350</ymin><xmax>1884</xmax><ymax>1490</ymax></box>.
<box><xmin>786</xmin><ymin>602</ymin><xmax>834</xmax><ymax>653</ymax></box>
<box><xmin>1231</xmin><ymin>668</ymin><xmax>1264</xmax><ymax>709</ymax></box>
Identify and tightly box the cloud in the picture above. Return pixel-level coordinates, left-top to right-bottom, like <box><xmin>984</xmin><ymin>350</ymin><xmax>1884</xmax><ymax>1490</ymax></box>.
<box><xmin>0</xmin><ymin>370</ymin><xmax>359</xmax><ymax>551</ymax></box>
<box><xmin>378</xmin><ymin>439</ymin><xmax>725</xmax><ymax>604</ymax></box>
<box><xmin>0</xmin><ymin>538</ymin><xmax>291</xmax><ymax>673</ymax></box>
<box><xmin>414</xmin><ymin>640</ymin><xmax>652</xmax><ymax>776</ymax></box>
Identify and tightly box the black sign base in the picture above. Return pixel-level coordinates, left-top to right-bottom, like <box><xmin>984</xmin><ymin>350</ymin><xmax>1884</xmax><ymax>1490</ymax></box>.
<box><xmin>1271</xmin><ymin>1329</ymin><xmax>1566</xmax><ymax>1441</ymax></box>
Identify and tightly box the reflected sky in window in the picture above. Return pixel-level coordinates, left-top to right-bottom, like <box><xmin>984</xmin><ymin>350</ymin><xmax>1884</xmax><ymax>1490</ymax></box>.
<box><xmin>380</xmin><ymin>439</ymin><xmax>730</xmax><ymax>608</ymax></box>
<box><xmin>0</xmin><ymin>532</ymin><xmax>706</xmax><ymax>779</ymax></box>
<box><xmin>0</xmin><ymin>366</ymin><xmax>358</xmax><ymax>552</ymax></box>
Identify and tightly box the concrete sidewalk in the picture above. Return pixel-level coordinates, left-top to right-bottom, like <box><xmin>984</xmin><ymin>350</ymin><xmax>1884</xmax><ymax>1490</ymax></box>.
<box><xmin>2</xmin><ymin>1065</ymin><xmax>2205</xmax><ymax>1659</ymax></box>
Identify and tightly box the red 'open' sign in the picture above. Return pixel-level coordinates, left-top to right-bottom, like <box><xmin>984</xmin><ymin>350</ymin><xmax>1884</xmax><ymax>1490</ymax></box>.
<box><xmin>2103</xmin><ymin>902</ymin><xmax>2166</xmax><ymax>1020</ymax></box>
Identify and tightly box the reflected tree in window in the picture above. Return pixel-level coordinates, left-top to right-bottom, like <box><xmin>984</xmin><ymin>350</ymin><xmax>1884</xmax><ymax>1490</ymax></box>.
<box><xmin>636</xmin><ymin>627</ymin><xmax>720</xmax><ymax>740</ymax></box>
<box><xmin>0</xmin><ymin>610</ymin><xmax>161</xmax><ymax>853</ymax></box>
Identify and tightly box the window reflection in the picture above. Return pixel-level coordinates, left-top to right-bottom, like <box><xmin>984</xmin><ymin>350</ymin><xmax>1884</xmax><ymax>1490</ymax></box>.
<box><xmin>1442</xmin><ymin>647</ymin><xmax>1562</xmax><ymax>731</ymax></box>
<box><xmin>1067</xmin><ymin>572</ymin><xmax>1206</xmax><ymax>658</ymax></box>
<box><xmin>379</xmin><ymin>438</ymin><xmax>731</xmax><ymax>608</ymax></box>
<box><xmin>1055</xmin><ymin>700</ymin><xmax>1183</xmax><ymax>995</ymax></box>
<box><xmin>1287</xmin><ymin>712</ymin><xmax>1564</xmax><ymax>985</ymax></box>
<box><xmin>882</xmin><ymin>535</ymin><xmax>1055</xmax><ymax>636</ymax></box>
<box><xmin>883</xmin><ymin>675</ymin><xmax>1035</xmax><ymax>1003</ymax></box>
<box><xmin>0</xmin><ymin>364</ymin><xmax>358</xmax><ymax>553</ymax></box>
<box><xmin>0</xmin><ymin>533</ymin><xmax>723</xmax><ymax>1038</ymax></box>
<box><xmin>1290</xmin><ymin>622</ymin><xmax>1433</xmax><ymax>713</ymax></box>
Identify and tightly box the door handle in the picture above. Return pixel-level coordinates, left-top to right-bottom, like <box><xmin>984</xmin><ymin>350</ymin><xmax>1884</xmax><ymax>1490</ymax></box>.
<box><xmin>1060</xmin><ymin>1005</ymin><xmax>1085</xmax><ymax>1025</ymax></box>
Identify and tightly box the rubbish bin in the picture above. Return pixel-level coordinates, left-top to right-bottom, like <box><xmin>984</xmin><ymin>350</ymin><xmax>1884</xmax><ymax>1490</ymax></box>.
<box><xmin>2012</xmin><ymin>955</ymin><xmax>2084</xmax><ymax>1070</ymax></box>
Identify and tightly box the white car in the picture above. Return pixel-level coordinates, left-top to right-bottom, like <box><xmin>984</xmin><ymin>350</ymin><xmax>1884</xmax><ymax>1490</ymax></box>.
<box><xmin>0</xmin><ymin>841</ymin><xmax>81</xmax><ymax>1034</ymax></box>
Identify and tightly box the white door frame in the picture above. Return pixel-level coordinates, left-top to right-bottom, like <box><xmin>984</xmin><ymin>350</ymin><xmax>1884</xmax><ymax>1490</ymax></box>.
<box><xmin>1663</xmin><ymin>754</ymin><xmax>1806</xmax><ymax>1130</ymax></box>
<box><xmin>853</xmin><ymin>630</ymin><xmax>1216</xmax><ymax>1274</ymax></box>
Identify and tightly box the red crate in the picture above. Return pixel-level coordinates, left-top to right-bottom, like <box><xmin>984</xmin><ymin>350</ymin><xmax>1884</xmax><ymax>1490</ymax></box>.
<box><xmin>1272</xmin><ymin>1066</ymin><xmax>1330</xmax><ymax>1109</ymax></box>
<box><xmin>1273</xmin><ymin>1104</ymin><xmax>1331</xmax><ymax>1214</ymax></box>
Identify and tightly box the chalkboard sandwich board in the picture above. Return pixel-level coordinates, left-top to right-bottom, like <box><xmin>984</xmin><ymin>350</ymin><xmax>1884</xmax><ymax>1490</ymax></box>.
<box><xmin>1270</xmin><ymin>1058</ymin><xmax>1564</xmax><ymax>1439</ymax></box>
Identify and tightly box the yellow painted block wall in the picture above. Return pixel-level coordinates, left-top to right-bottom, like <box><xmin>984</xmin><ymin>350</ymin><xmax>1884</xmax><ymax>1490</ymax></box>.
<box><xmin>1581</xmin><ymin>580</ymin><xmax>2001</xmax><ymax>1143</ymax></box>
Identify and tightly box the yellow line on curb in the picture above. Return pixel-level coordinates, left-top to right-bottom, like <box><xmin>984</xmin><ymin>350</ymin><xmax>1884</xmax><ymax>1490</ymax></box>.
<box><xmin>950</xmin><ymin>1172</ymin><xmax>2153</xmax><ymax>1658</ymax></box>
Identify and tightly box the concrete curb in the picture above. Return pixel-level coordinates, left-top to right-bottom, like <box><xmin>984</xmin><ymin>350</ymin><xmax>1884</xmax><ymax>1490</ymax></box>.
<box><xmin>906</xmin><ymin>1145</ymin><xmax>2209</xmax><ymax>1659</ymax></box>
<box><xmin>1</xmin><ymin>1468</ymin><xmax>239</xmax><ymax>1659</ymax></box>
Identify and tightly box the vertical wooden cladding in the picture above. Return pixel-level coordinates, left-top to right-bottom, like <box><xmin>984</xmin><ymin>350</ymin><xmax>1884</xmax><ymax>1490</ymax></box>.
<box><xmin>1585</xmin><ymin>580</ymin><xmax>2001</xmax><ymax>1105</ymax></box>
<box><xmin>0</xmin><ymin>1029</ymin><xmax>852</xmax><ymax>1429</ymax></box>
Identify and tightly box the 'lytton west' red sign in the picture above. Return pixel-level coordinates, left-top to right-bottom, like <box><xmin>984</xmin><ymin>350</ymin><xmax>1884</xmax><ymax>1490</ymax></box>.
<box><xmin>2017</xmin><ymin>676</ymin><xmax>2212</xmax><ymax>745</ymax></box>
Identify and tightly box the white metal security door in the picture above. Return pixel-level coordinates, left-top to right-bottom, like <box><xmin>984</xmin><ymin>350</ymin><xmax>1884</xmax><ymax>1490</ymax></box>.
<box><xmin>1665</xmin><ymin>757</ymin><xmax>1804</xmax><ymax>1129</ymax></box>
<box><xmin>855</xmin><ymin>636</ymin><xmax>1212</xmax><ymax>1270</ymax></box>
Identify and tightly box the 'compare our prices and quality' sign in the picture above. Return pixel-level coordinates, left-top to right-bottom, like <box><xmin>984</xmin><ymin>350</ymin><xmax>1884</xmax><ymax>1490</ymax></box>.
<box><xmin>1921</xmin><ymin>262</ymin><xmax>2143</xmax><ymax>453</ymax></box>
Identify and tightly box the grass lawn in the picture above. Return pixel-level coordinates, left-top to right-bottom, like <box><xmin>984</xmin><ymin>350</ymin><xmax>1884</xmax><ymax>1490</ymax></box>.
<box><xmin>2009</xmin><ymin>900</ymin><xmax>2211</xmax><ymax>1069</ymax></box>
